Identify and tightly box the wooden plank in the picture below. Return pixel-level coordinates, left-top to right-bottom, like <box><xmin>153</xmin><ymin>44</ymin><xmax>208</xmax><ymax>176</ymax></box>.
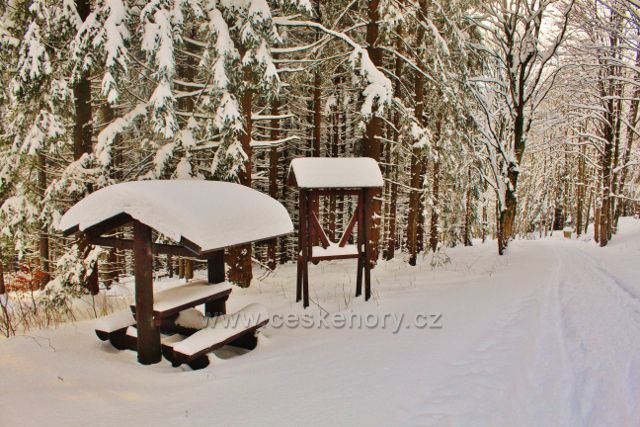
<box><xmin>133</xmin><ymin>221</ymin><xmax>161</xmax><ymax>365</ymax></box>
<box><xmin>162</xmin><ymin>319</ymin><xmax>269</xmax><ymax>369</ymax></box>
<box><xmin>308</xmin><ymin>189</ymin><xmax>361</xmax><ymax>197</ymax></box>
<box><xmin>310</xmin><ymin>253</ymin><xmax>360</xmax><ymax>262</ymax></box>
<box><xmin>310</xmin><ymin>211</ymin><xmax>331</xmax><ymax>248</ymax></box>
<box><xmin>131</xmin><ymin>289</ymin><xmax>231</xmax><ymax>320</ymax></box>
<box><xmin>338</xmin><ymin>211</ymin><xmax>359</xmax><ymax>247</ymax></box>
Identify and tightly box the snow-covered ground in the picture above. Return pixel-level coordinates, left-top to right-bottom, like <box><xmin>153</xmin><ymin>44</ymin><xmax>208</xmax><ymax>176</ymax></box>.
<box><xmin>2</xmin><ymin>219</ymin><xmax>640</xmax><ymax>426</ymax></box>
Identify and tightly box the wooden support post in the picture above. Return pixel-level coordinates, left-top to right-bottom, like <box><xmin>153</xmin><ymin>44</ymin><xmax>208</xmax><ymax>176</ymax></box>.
<box><xmin>207</xmin><ymin>251</ymin><xmax>225</xmax><ymax>284</ymax></box>
<box><xmin>185</xmin><ymin>259</ymin><xmax>193</xmax><ymax>280</ymax></box>
<box><xmin>363</xmin><ymin>189</ymin><xmax>372</xmax><ymax>301</ymax></box>
<box><xmin>205</xmin><ymin>251</ymin><xmax>227</xmax><ymax>316</ymax></box>
<box><xmin>302</xmin><ymin>191</ymin><xmax>310</xmax><ymax>308</ymax></box>
<box><xmin>133</xmin><ymin>220</ymin><xmax>161</xmax><ymax>365</ymax></box>
<box><xmin>296</xmin><ymin>257</ymin><xmax>302</xmax><ymax>303</ymax></box>
<box><xmin>167</xmin><ymin>254</ymin><xmax>173</xmax><ymax>278</ymax></box>
<box><xmin>296</xmin><ymin>191</ymin><xmax>304</xmax><ymax>303</ymax></box>
<box><xmin>356</xmin><ymin>192</ymin><xmax>364</xmax><ymax>297</ymax></box>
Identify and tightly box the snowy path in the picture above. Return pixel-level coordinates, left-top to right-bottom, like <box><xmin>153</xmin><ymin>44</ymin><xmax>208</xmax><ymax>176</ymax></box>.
<box><xmin>1</xmin><ymin>219</ymin><xmax>639</xmax><ymax>426</ymax></box>
<box><xmin>405</xmin><ymin>234</ymin><xmax>640</xmax><ymax>426</ymax></box>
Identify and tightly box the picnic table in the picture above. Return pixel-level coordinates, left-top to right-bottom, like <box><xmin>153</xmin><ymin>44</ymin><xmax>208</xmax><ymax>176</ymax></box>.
<box><xmin>58</xmin><ymin>180</ymin><xmax>292</xmax><ymax>367</ymax></box>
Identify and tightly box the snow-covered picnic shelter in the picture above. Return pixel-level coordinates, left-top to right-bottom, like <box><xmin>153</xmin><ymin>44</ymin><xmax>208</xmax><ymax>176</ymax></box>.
<box><xmin>58</xmin><ymin>180</ymin><xmax>293</xmax><ymax>367</ymax></box>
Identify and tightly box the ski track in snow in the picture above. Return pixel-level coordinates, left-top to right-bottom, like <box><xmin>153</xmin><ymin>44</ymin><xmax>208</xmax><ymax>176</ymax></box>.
<box><xmin>404</xmin><ymin>236</ymin><xmax>640</xmax><ymax>427</ymax></box>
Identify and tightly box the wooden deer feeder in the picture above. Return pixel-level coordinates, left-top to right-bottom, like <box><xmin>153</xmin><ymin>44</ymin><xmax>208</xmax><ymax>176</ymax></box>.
<box><xmin>58</xmin><ymin>180</ymin><xmax>292</xmax><ymax>366</ymax></box>
<box><xmin>288</xmin><ymin>158</ymin><xmax>384</xmax><ymax>308</ymax></box>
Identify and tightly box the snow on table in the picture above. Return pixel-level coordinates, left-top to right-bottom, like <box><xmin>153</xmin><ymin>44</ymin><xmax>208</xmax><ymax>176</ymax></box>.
<box><xmin>57</xmin><ymin>180</ymin><xmax>293</xmax><ymax>253</ymax></box>
<box><xmin>170</xmin><ymin>303</ymin><xmax>269</xmax><ymax>356</ymax></box>
<box><xmin>95</xmin><ymin>309</ymin><xmax>136</xmax><ymax>333</ymax></box>
<box><xmin>288</xmin><ymin>157</ymin><xmax>383</xmax><ymax>189</ymax></box>
<box><xmin>132</xmin><ymin>280</ymin><xmax>232</xmax><ymax>314</ymax></box>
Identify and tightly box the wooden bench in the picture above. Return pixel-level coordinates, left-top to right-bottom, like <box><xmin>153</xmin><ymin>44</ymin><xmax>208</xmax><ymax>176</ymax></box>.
<box><xmin>95</xmin><ymin>310</ymin><xmax>137</xmax><ymax>351</ymax></box>
<box><xmin>130</xmin><ymin>280</ymin><xmax>232</xmax><ymax>326</ymax></box>
<box><xmin>98</xmin><ymin>280</ymin><xmax>232</xmax><ymax>351</ymax></box>
<box><xmin>162</xmin><ymin>304</ymin><xmax>269</xmax><ymax>370</ymax></box>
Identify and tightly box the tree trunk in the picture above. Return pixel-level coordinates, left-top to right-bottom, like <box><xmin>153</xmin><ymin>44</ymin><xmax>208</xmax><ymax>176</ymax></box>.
<box><xmin>312</xmin><ymin>73</ymin><xmax>322</xmax><ymax>157</ymax></box>
<box><xmin>312</xmin><ymin>0</ymin><xmax>322</xmax><ymax>159</ymax></box>
<box><xmin>576</xmin><ymin>142</ymin><xmax>585</xmax><ymax>236</ymax></box>
<box><xmin>0</xmin><ymin>249</ymin><xmax>5</xmax><ymax>296</ymax></box>
<box><xmin>499</xmin><ymin>104</ymin><xmax>526</xmax><ymax>254</ymax></box>
<box><xmin>615</xmin><ymin>49</ymin><xmax>640</xmax><ymax>227</ymax></box>
<box><xmin>74</xmin><ymin>0</ymin><xmax>98</xmax><ymax>295</ymax></box>
<box><xmin>407</xmin><ymin>63</ymin><xmax>425</xmax><ymax>265</ymax></box>
<box><xmin>37</xmin><ymin>154</ymin><xmax>50</xmax><ymax>288</ymax></box>
<box><xmin>594</xmin><ymin>204</ymin><xmax>601</xmax><ymax>244</ymax></box>
<box><xmin>364</xmin><ymin>0</ymin><xmax>383</xmax><ymax>265</ymax></box>
<box><xmin>227</xmin><ymin>83</ymin><xmax>253</xmax><ymax>287</ymax></box>
<box><xmin>429</xmin><ymin>152</ymin><xmax>440</xmax><ymax>252</ymax></box>
<box><xmin>464</xmin><ymin>167</ymin><xmax>473</xmax><ymax>246</ymax></box>
<box><xmin>267</xmin><ymin>96</ymin><xmax>281</xmax><ymax>270</ymax></box>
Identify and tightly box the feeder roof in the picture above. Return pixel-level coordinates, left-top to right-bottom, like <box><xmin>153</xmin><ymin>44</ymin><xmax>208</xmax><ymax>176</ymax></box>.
<box><xmin>288</xmin><ymin>157</ymin><xmax>383</xmax><ymax>189</ymax></box>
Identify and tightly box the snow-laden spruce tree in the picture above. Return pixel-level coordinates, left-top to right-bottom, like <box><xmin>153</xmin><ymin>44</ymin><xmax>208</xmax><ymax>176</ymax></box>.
<box><xmin>0</xmin><ymin>0</ymin><xmax>84</xmax><ymax>292</ymax></box>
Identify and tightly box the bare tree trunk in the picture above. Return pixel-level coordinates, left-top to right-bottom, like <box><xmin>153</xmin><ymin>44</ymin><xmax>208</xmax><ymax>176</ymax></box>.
<box><xmin>482</xmin><ymin>205</ymin><xmax>487</xmax><ymax>243</ymax></box>
<box><xmin>599</xmin><ymin>99</ymin><xmax>615</xmax><ymax>247</ymax></box>
<box><xmin>464</xmin><ymin>167</ymin><xmax>473</xmax><ymax>246</ymax></box>
<box><xmin>576</xmin><ymin>143</ymin><xmax>585</xmax><ymax>236</ymax></box>
<box><xmin>0</xmin><ymin>250</ymin><xmax>5</xmax><ymax>296</ymax></box>
<box><xmin>499</xmin><ymin>108</ymin><xmax>525</xmax><ymax>254</ymax></box>
<box><xmin>615</xmin><ymin>48</ymin><xmax>640</xmax><ymax>228</ymax></box>
<box><xmin>584</xmin><ymin>192</ymin><xmax>592</xmax><ymax>235</ymax></box>
<box><xmin>594</xmin><ymin>203</ymin><xmax>601</xmax><ymax>244</ymax></box>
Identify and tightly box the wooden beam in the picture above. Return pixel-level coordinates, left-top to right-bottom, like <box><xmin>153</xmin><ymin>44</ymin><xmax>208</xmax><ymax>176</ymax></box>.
<box><xmin>89</xmin><ymin>237</ymin><xmax>200</xmax><ymax>258</ymax></box>
<box><xmin>84</xmin><ymin>213</ymin><xmax>132</xmax><ymax>239</ymax></box>
<box><xmin>133</xmin><ymin>220</ymin><xmax>161</xmax><ymax>365</ymax></box>
<box><xmin>297</xmin><ymin>189</ymin><xmax>362</xmax><ymax>197</ymax></box>
<box><xmin>310</xmin><ymin>211</ymin><xmax>331</xmax><ymax>248</ymax></box>
<box><xmin>338</xmin><ymin>211</ymin><xmax>359</xmax><ymax>247</ymax></box>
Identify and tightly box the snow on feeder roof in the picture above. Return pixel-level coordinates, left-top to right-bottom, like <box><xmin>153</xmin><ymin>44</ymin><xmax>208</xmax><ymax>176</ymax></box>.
<box><xmin>288</xmin><ymin>157</ymin><xmax>384</xmax><ymax>189</ymax></box>
<box><xmin>58</xmin><ymin>180</ymin><xmax>293</xmax><ymax>255</ymax></box>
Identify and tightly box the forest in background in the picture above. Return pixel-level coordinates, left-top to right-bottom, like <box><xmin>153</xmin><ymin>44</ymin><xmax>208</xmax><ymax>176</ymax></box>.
<box><xmin>0</xmin><ymin>0</ymin><xmax>639</xmax><ymax>324</ymax></box>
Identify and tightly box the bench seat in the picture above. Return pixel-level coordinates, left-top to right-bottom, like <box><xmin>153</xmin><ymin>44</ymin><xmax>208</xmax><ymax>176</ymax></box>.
<box><xmin>95</xmin><ymin>310</ymin><xmax>137</xmax><ymax>350</ymax></box>
<box><xmin>162</xmin><ymin>303</ymin><xmax>269</xmax><ymax>370</ymax></box>
<box><xmin>130</xmin><ymin>280</ymin><xmax>233</xmax><ymax>320</ymax></box>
